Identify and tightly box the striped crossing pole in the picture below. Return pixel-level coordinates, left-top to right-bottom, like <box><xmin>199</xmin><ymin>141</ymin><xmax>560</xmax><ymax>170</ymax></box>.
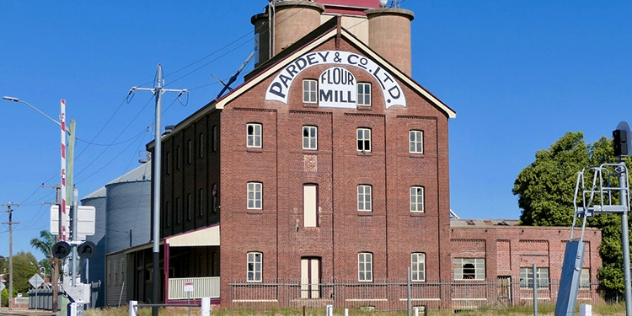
<box><xmin>60</xmin><ymin>99</ymin><xmax>67</xmax><ymax>241</ymax></box>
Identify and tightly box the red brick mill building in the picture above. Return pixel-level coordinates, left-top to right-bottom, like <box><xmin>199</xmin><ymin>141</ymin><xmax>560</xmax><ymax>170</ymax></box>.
<box><xmin>103</xmin><ymin>0</ymin><xmax>602</xmax><ymax>311</ymax></box>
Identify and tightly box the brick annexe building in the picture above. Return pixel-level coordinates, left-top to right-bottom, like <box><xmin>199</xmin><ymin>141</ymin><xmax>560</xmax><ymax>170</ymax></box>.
<box><xmin>102</xmin><ymin>0</ymin><xmax>602</xmax><ymax>311</ymax></box>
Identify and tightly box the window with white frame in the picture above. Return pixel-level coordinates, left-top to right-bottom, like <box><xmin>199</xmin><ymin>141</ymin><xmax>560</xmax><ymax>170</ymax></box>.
<box><xmin>358</xmin><ymin>252</ymin><xmax>373</xmax><ymax>282</ymax></box>
<box><xmin>357</xmin><ymin>83</ymin><xmax>371</xmax><ymax>106</ymax></box>
<box><xmin>580</xmin><ymin>268</ymin><xmax>590</xmax><ymax>289</ymax></box>
<box><xmin>409</xmin><ymin>130</ymin><xmax>423</xmax><ymax>153</ymax></box>
<box><xmin>410</xmin><ymin>186</ymin><xmax>424</xmax><ymax>212</ymax></box>
<box><xmin>454</xmin><ymin>258</ymin><xmax>485</xmax><ymax>280</ymax></box>
<box><xmin>411</xmin><ymin>253</ymin><xmax>426</xmax><ymax>282</ymax></box>
<box><xmin>247</xmin><ymin>252</ymin><xmax>262</xmax><ymax>282</ymax></box>
<box><xmin>303</xmin><ymin>126</ymin><xmax>317</xmax><ymax>150</ymax></box>
<box><xmin>357</xmin><ymin>128</ymin><xmax>371</xmax><ymax>152</ymax></box>
<box><xmin>247</xmin><ymin>123</ymin><xmax>262</xmax><ymax>148</ymax></box>
<box><xmin>247</xmin><ymin>182</ymin><xmax>263</xmax><ymax>210</ymax></box>
<box><xmin>303</xmin><ymin>79</ymin><xmax>317</xmax><ymax>103</ymax></box>
<box><xmin>357</xmin><ymin>185</ymin><xmax>372</xmax><ymax>211</ymax></box>
<box><xmin>520</xmin><ymin>267</ymin><xmax>549</xmax><ymax>288</ymax></box>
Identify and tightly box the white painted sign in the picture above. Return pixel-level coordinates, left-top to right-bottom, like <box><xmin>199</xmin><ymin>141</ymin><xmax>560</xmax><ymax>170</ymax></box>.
<box><xmin>319</xmin><ymin>67</ymin><xmax>357</xmax><ymax>108</ymax></box>
<box><xmin>266</xmin><ymin>50</ymin><xmax>406</xmax><ymax>109</ymax></box>
<box><xmin>50</xmin><ymin>205</ymin><xmax>96</xmax><ymax>240</ymax></box>
<box><xmin>184</xmin><ymin>282</ymin><xmax>194</xmax><ymax>292</ymax></box>
<box><xmin>29</xmin><ymin>273</ymin><xmax>44</xmax><ymax>288</ymax></box>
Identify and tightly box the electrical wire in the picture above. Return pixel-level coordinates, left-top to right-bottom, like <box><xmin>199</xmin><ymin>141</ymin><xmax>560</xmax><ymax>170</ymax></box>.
<box><xmin>76</xmin><ymin>131</ymin><xmax>147</xmax><ymax>147</ymax></box>
<box><xmin>74</xmin><ymin>94</ymin><xmax>154</xmax><ymax>181</ymax></box>
<box><xmin>75</xmin><ymin>129</ymin><xmax>148</xmax><ymax>185</ymax></box>
<box><xmin>162</xmin><ymin>0</ymin><xmax>308</xmax><ymax>87</ymax></box>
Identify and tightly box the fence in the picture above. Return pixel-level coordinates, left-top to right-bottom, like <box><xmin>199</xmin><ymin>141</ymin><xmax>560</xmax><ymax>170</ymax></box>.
<box><xmin>168</xmin><ymin>277</ymin><xmax>221</xmax><ymax>300</ymax></box>
<box><xmin>228</xmin><ymin>278</ymin><xmax>603</xmax><ymax>312</ymax></box>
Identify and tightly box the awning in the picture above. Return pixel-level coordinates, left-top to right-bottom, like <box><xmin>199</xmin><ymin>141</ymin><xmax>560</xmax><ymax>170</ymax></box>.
<box><xmin>166</xmin><ymin>225</ymin><xmax>220</xmax><ymax>247</ymax></box>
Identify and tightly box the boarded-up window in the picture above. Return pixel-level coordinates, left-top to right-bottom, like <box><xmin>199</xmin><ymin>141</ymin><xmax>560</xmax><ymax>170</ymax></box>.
<box><xmin>304</xmin><ymin>185</ymin><xmax>318</xmax><ymax>227</ymax></box>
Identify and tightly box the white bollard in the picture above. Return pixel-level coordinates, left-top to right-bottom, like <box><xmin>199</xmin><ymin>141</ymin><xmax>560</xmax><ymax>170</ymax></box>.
<box><xmin>345</xmin><ymin>308</ymin><xmax>349</xmax><ymax>316</ymax></box>
<box><xmin>326</xmin><ymin>305</ymin><xmax>333</xmax><ymax>316</ymax></box>
<box><xmin>579</xmin><ymin>304</ymin><xmax>592</xmax><ymax>316</ymax></box>
<box><xmin>414</xmin><ymin>307</ymin><xmax>419</xmax><ymax>316</ymax></box>
<box><xmin>129</xmin><ymin>301</ymin><xmax>138</xmax><ymax>316</ymax></box>
<box><xmin>201</xmin><ymin>297</ymin><xmax>211</xmax><ymax>316</ymax></box>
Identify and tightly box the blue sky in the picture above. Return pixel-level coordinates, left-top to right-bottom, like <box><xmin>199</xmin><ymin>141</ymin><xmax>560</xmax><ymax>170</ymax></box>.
<box><xmin>1</xmin><ymin>0</ymin><xmax>631</xmax><ymax>260</ymax></box>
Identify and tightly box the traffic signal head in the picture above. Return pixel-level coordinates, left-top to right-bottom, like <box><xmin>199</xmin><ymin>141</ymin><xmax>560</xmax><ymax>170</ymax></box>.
<box><xmin>52</xmin><ymin>241</ymin><xmax>71</xmax><ymax>259</ymax></box>
<box><xmin>613</xmin><ymin>129</ymin><xmax>629</xmax><ymax>157</ymax></box>
<box><xmin>78</xmin><ymin>241</ymin><xmax>96</xmax><ymax>259</ymax></box>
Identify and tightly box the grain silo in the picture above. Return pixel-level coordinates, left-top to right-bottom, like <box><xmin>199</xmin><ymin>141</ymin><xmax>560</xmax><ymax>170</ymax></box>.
<box><xmin>80</xmin><ymin>186</ymin><xmax>107</xmax><ymax>307</ymax></box>
<box><xmin>105</xmin><ymin>163</ymin><xmax>152</xmax><ymax>254</ymax></box>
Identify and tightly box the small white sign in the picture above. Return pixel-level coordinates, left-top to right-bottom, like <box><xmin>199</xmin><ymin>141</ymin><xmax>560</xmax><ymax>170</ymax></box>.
<box><xmin>0</xmin><ymin>281</ymin><xmax>5</xmax><ymax>291</ymax></box>
<box><xmin>184</xmin><ymin>282</ymin><xmax>194</xmax><ymax>292</ymax></box>
<box><xmin>29</xmin><ymin>273</ymin><xmax>45</xmax><ymax>288</ymax></box>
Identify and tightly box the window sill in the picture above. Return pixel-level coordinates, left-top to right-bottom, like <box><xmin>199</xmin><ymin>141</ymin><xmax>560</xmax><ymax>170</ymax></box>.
<box><xmin>303</xmin><ymin>103</ymin><xmax>318</xmax><ymax>108</ymax></box>
<box><xmin>409</xmin><ymin>153</ymin><xmax>424</xmax><ymax>158</ymax></box>
<box><xmin>357</xmin><ymin>151</ymin><xmax>372</xmax><ymax>156</ymax></box>
<box><xmin>246</xmin><ymin>209</ymin><xmax>264</xmax><ymax>215</ymax></box>
<box><xmin>358</xmin><ymin>211</ymin><xmax>373</xmax><ymax>216</ymax></box>
<box><xmin>247</xmin><ymin>147</ymin><xmax>263</xmax><ymax>153</ymax></box>
<box><xmin>410</xmin><ymin>212</ymin><xmax>425</xmax><ymax>217</ymax></box>
<box><xmin>357</xmin><ymin>105</ymin><xmax>372</xmax><ymax>111</ymax></box>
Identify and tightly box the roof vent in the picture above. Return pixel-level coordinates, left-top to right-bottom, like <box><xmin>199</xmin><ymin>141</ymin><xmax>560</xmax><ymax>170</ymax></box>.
<box><xmin>164</xmin><ymin>125</ymin><xmax>175</xmax><ymax>134</ymax></box>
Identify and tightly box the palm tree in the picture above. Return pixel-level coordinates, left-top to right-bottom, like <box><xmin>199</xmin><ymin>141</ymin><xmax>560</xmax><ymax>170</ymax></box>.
<box><xmin>30</xmin><ymin>230</ymin><xmax>55</xmax><ymax>278</ymax></box>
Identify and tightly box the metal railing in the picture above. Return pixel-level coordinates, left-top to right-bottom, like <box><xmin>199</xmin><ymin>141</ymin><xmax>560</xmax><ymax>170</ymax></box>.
<box><xmin>168</xmin><ymin>277</ymin><xmax>220</xmax><ymax>300</ymax></box>
<box><xmin>227</xmin><ymin>278</ymin><xmax>603</xmax><ymax>312</ymax></box>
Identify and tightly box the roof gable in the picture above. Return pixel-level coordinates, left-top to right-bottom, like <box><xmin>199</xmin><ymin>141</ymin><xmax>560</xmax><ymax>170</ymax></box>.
<box><xmin>217</xmin><ymin>17</ymin><xmax>455</xmax><ymax>118</ymax></box>
<box><xmin>163</xmin><ymin>16</ymin><xmax>456</xmax><ymax>142</ymax></box>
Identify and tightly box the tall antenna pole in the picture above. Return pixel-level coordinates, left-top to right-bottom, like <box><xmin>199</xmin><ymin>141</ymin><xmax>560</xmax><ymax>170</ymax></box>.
<box><xmin>130</xmin><ymin>64</ymin><xmax>187</xmax><ymax>316</ymax></box>
<box><xmin>1</xmin><ymin>202</ymin><xmax>20</xmax><ymax>310</ymax></box>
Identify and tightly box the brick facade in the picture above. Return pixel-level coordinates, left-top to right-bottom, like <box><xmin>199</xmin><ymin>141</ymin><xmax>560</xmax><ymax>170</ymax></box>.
<box><xmin>137</xmin><ymin>2</ymin><xmax>603</xmax><ymax>309</ymax></box>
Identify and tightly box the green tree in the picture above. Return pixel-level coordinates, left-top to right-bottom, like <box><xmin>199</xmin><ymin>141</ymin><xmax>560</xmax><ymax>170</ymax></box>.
<box><xmin>30</xmin><ymin>230</ymin><xmax>55</xmax><ymax>277</ymax></box>
<box><xmin>513</xmin><ymin>131</ymin><xmax>631</xmax><ymax>298</ymax></box>
<box><xmin>6</xmin><ymin>251</ymin><xmax>39</xmax><ymax>295</ymax></box>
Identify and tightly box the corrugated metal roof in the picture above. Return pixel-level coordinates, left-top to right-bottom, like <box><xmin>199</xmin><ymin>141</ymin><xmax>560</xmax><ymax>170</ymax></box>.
<box><xmin>82</xmin><ymin>186</ymin><xmax>106</xmax><ymax>200</ymax></box>
<box><xmin>107</xmin><ymin>162</ymin><xmax>152</xmax><ymax>185</ymax></box>
<box><xmin>166</xmin><ymin>225</ymin><xmax>220</xmax><ymax>247</ymax></box>
<box><xmin>450</xmin><ymin>219</ymin><xmax>519</xmax><ymax>227</ymax></box>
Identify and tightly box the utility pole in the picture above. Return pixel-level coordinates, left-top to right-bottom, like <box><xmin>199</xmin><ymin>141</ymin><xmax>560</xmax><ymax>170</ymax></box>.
<box><xmin>43</xmin><ymin>184</ymin><xmax>61</xmax><ymax>313</ymax></box>
<box><xmin>130</xmin><ymin>64</ymin><xmax>188</xmax><ymax>316</ymax></box>
<box><xmin>66</xmin><ymin>120</ymin><xmax>78</xmax><ymax>287</ymax></box>
<box><xmin>1</xmin><ymin>202</ymin><xmax>20</xmax><ymax>310</ymax></box>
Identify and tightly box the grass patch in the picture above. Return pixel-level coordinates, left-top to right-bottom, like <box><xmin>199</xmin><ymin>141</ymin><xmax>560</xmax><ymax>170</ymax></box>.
<box><xmin>85</xmin><ymin>302</ymin><xmax>624</xmax><ymax>316</ymax></box>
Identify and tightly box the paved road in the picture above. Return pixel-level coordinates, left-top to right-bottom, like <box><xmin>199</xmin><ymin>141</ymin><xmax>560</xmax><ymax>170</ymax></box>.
<box><xmin>0</xmin><ymin>309</ymin><xmax>55</xmax><ymax>316</ymax></box>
